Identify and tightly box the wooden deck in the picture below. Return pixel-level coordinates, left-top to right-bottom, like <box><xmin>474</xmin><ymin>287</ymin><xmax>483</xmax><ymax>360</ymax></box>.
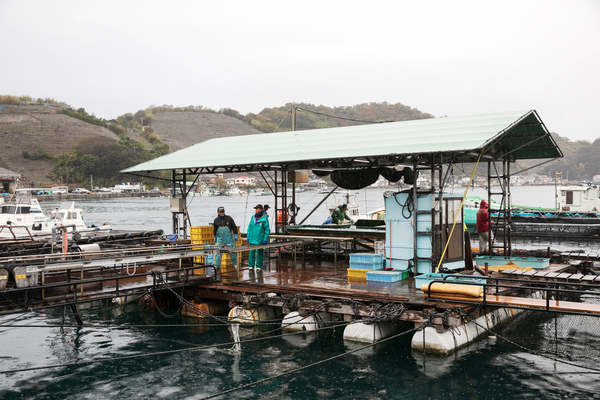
<box><xmin>486</xmin><ymin>295</ymin><xmax>600</xmax><ymax>314</ymax></box>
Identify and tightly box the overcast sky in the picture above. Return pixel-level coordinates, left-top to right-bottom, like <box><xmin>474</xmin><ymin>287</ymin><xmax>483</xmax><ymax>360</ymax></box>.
<box><xmin>1</xmin><ymin>1</ymin><xmax>599</xmax><ymax>142</ymax></box>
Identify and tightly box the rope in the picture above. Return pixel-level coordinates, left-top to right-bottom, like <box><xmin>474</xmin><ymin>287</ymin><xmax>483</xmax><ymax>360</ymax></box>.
<box><xmin>272</xmin><ymin>110</ymin><xmax>290</xmax><ymax>133</ymax></box>
<box><xmin>296</xmin><ymin>107</ymin><xmax>393</xmax><ymax>125</ymax></box>
<box><xmin>0</xmin><ymin>317</ymin><xmax>384</xmax><ymax>375</ymax></box>
<box><xmin>199</xmin><ymin>326</ymin><xmax>420</xmax><ymax>400</ymax></box>
<box><xmin>435</xmin><ymin>146</ymin><xmax>486</xmax><ymax>273</ymax></box>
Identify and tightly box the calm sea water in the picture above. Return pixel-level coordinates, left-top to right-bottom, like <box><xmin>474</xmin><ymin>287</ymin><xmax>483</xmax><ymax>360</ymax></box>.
<box><xmin>2</xmin><ymin>186</ymin><xmax>600</xmax><ymax>399</ymax></box>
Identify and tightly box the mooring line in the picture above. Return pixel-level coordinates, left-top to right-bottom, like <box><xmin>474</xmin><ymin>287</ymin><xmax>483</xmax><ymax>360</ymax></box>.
<box><xmin>0</xmin><ymin>317</ymin><xmax>374</xmax><ymax>375</ymax></box>
<box><xmin>199</xmin><ymin>326</ymin><xmax>421</xmax><ymax>400</ymax></box>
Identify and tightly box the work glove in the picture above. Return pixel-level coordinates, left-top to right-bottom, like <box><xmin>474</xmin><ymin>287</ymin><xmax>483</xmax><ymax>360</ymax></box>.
<box><xmin>235</xmin><ymin>234</ymin><xmax>238</xmax><ymax>241</ymax></box>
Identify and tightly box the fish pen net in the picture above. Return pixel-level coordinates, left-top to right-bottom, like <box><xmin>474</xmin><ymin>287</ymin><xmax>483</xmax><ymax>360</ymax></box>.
<box><xmin>495</xmin><ymin>290</ymin><xmax>600</xmax><ymax>373</ymax></box>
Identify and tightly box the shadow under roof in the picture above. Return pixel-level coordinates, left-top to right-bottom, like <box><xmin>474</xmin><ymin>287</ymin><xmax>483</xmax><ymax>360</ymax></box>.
<box><xmin>122</xmin><ymin>109</ymin><xmax>562</xmax><ymax>175</ymax></box>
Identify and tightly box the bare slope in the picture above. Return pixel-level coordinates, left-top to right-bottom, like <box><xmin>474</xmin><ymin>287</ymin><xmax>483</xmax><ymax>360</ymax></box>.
<box><xmin>150</xmin><ymin>111</ymin><xmax>262</xmax><ymax>151</ymax></box>
<box><xmin>0</xmin><ymin>105</ymin><xmax>119</xmax><ymax>184</ymax></box>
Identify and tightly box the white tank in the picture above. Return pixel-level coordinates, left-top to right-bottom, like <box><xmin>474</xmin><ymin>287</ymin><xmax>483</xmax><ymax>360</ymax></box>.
<box><xmin>227</xmin><ymin>305</ymin><xmax>279</xmax><ymax>324</ymax></box>
<box><xmin>343</xmin><ymin>321</ymin><xmax>401</xmax><ymax>343</ymax></box>
<box><xmin>281</xmin><ymin>311</ymin><xmax>333</xmax><ymax>332</ymax></box>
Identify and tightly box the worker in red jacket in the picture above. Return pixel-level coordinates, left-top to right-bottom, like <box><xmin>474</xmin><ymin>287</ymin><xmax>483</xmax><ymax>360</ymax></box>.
<box><xmin>476</xmin><ymin>200</ymin><xmax>493</xmax><ymax>254</ymax></box>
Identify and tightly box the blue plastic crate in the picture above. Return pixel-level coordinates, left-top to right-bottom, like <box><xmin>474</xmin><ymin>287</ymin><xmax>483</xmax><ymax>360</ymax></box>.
<box><xmin>474</xmin><ymin>256</ymin><xmax>549</xmax><ymax>270</ymax></box>
<box><xmin>366</xmin><ymin>270</ymin><xmax>408</xmax><ymax>282</ymax></box>
<box><xmin>349</xmin><ymin>254</ymin><xmax>384</xmax><ymax>270</ymax></box>
<box><xmin>349</xmin><ymin>254</ymin><xmax>384</xmax><ymax>264</ymax></box>
<box><xmin>414</xmin><ymin>273</ymin><xmax>486</xmax><ymax>291</ymax></box>
<box><xmin>350</xmin><ymin>261</ymin><xmax>383</xmax><ymax>271</ymax></box>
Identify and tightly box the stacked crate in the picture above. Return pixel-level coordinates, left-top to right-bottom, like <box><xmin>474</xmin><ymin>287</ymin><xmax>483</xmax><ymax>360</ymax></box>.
<box><xmin>347</xmin><ymin>253</ymin><xmax>384</xmax><ymax>280</ymax></box>
<box><xmin>190</xmin><ymin>226</ymin><xmax>214</xmax><ymax>265</ymax></box>
<box><xmin>190</xmin><ymin>226</ymin><xmax>242</xmax><ymax>269</ymax></box>
<box><xmin>365</xmin><ymin>270</ymin><xmax>409</xmax><ymax>282</ymax></box>
<box><xmin>374</xmin><ymin>241</ymin><xmax>385</xmax><ymax>255</ymax></box>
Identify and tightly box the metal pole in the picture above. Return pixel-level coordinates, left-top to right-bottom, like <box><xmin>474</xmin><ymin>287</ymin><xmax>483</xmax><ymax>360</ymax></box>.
<box><xmin>291</xmin><ymin>105</ymin><xmax>296</xmax><ymax>132</ymax></box>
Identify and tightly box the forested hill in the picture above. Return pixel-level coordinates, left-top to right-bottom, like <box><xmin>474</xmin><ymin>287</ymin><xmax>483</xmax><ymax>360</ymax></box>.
<box><xmin>219</xmin><ymin>102</ymin><xmax>433</xmax><ymax>133</ymax></box>
<box><xmin>119</xmin><ymin>102</ymin><xmax>433</xmax><ymax>150</ymax></box>
<box><xmin>541</xmin><ymin>133</ymin><xmax>600</xmax><ymax>180</ymax></box>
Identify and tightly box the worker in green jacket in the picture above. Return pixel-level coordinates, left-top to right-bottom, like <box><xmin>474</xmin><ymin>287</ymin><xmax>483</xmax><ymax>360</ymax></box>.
<box><xmin>332</xmin><ymin>204</ymin><xmax>352</xmax><ymax>224</ymax></box>
<box><xmin>247</xmin><ymin>204</ymin><xmax>270</xmax><ymax>270</ymax></box>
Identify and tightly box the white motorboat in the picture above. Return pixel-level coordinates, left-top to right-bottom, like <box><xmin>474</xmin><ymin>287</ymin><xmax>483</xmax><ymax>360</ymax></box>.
<box><xmin>325</xmin><ymin>192</ymin><xmax>362</xmax><ymax>224</ymax></box>
<box><xmin>46</xmin><ymin>202</ymin><xmax>111</xmax><ymax>236</ymax></box>
<box><xmin>0</xmin><ymin>200</ymin><xmax>110</xmax><ymax>239</ymax></box>
<box><xmin>225</xmin><ymin>187</ymin><xmax>246</xmax><ymax>196</ymax></box>
<box><xmin>0</xmin><ymin>196</ymin><xmax>54</xmax><ymax>236</ymax></box>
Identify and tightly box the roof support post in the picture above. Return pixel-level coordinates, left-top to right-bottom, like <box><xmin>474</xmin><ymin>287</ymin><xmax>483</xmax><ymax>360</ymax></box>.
<box><xmin>274</xmin><ymin>171</ymin><xmax>289</xmax><ymax>234</ymax></box>
<box><xmin>487</xmin><ymin>161</ymin><xmax>492</xmax><ymax>257</ymax></box>
<box><xmin>170</xmin><ymin>169</ymin><xmax>189</xmax><ymax>239</ymax></box>
<box><xmin>412</xmin><ymin>159</ymin><xmax>418</xmax><ymax>273</ymax></box>
<box><xmin>172</xmin><ymin>170</ymin><xmax>177</xmax><ymax>235</ymax></box>
<box><xmin>485</xmin><ymin>160</ymin><xmax>512</xmax><ymax>257</ymax></box>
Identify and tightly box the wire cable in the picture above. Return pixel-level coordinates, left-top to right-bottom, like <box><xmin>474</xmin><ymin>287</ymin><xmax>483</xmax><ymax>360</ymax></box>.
<box><xmin>199</xmin><ymin>326</ymin><xmax>420</xmax><ymax>400</ymax></box>
<box><xmin>296</xmin><ymin>107</ymin><xmax>393</xmax><ymax>125</ymax></box>
<box><xmin>272</xmin><ymin>110</ymin><xmax>291</xmax><ymax>133</ymax></box>
<box><xmin>0</xmin><ymin>315</ymin><xmax>381</xmax><ymax>375</ymax></box>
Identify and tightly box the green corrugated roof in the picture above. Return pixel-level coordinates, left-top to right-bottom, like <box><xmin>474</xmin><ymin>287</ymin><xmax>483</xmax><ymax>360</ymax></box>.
<box><xmin>122</xmin><ymin>110</ymin><xmax>562</xmax><ymax>174</ymax></box>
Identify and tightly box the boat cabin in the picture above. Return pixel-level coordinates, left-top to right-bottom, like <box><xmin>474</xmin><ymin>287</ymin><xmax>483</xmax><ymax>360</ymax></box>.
<box><xmin>558</xmin><ymin>184</ymin><xmax>600</xmax><ymax>212</ymax></box>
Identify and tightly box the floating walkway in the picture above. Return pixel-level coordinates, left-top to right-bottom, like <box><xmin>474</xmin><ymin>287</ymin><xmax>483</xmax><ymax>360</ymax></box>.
<box><xmin>2</xmin><ymin>242</ymin><xmax>600</xmax><ymax>354</ymax></box>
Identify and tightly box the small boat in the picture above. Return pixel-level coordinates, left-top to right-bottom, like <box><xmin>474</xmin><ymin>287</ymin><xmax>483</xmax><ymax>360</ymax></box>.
<box><xmin>46</xmin><ymin>202</ymin><xmax>111</xmax><ymax>236</ymax></box>
<box><xmin>324</xmin><ymin>191</ymin><xmax>385</xmax><ymax>227</ymax></box>
<box><xmin>225</xmin><ymin>187</ymin><xmax>246</xmax><ymax>196</ymax></box>
<box><xmin>0</xmin><ymin>195</ymin><xmax>54</xmax><ymax>237</ymax></box>
<box><xmin>196</xmin><ymin>188</ymin><xmax>214</xmax><ymax>196</ymax></box>
<box><xmin>0</xmin><ymin>200</ymin><xmax>110</xmax><ymax>239</ymax></box>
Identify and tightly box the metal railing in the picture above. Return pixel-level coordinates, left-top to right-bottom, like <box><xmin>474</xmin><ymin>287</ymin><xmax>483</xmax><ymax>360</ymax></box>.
<box><xmin>0</xmin><ymin>263</ymin><xmax>217</xmax><ymax>316</ymax></box>
<box><xmin>424</xmin><ymin>273</ymin><xmax>600</xmax><ymax>316</ymax></box>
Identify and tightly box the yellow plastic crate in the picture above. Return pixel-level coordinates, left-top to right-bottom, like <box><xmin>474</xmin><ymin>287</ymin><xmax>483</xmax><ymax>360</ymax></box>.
<box><xmin>190</xmin><ymin>226</ymin><xmax>212</xmax><ymax>235</ymax></box>
<box><xmin>347</xmin><ymin>269</ymin><xmax>370</xmax><ymax>279</ymax></box>
<box><xmin>347</xmin><ymin>276</ymin><xmax>367</xmax><ymax>284</ymax></box>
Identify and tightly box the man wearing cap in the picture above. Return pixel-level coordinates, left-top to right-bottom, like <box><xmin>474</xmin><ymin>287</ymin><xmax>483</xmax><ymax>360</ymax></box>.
<box><xmin>331</xmin><ymin>204</ymin><xmax>352</xmax><ymax>225</ymax></box>
<box><xmin>247</xmin><ymin>204</ymin><xmax>270</xmax><ymax>270</ymax></box>
<box><xmin>213</xmin><ymin>206</ymin><xmax>238</xmax><ymax>268</ymax></box>
<box><xmin>263</xmin><ymin>204</ymin><xmax>271</xmax><ymax>230</ymax></box>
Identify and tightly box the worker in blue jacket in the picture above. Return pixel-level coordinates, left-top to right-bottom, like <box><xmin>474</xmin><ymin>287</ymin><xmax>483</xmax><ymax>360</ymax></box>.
<box><xmin>213</xmin><ymin>206</ymin><xmax>238</xmax><ymax>268</ymax></box>
<box><xmin>247</xmin><ymin>204</ymin><xmax>270</xmax><ymax>270</ymax></box>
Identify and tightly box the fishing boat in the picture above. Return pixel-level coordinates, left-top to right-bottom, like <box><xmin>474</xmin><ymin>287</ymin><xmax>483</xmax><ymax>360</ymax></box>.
<box><xmin>46</xmin><ymin>202</ymin><xmax>111</xmax><ymax>236</ymax></box>
<box><xmin>0</xmin><ymin>195</ymin><xmax>54</xmax><ymax>235</ymax></box>
<box><xmin>224</xmin><ymin>187</ymin><xmax>246</xmax><ymax>196</ymax></box>
<box><xmin>0</xmin><ymin>200</ymin><xmax>111</xmax><ymax>240</ymax></box>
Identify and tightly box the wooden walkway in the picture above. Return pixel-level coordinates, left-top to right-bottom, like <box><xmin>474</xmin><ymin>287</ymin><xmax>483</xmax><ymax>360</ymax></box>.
<box><xmin>486</xmin><ymin>295</ymin><xmax>600</xmax><ymax>314</ymax></box>
<box><xmin>501</xmin><ymin>268</ymin><xmax>600</xmax><ymax>283</ymax></box>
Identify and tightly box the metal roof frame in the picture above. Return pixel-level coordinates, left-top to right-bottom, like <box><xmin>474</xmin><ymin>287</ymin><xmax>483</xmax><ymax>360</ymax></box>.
<box><xmin>122</xmin><ymin>110</ymin><xmax>562</xmax><ymax>177</ymax></box>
